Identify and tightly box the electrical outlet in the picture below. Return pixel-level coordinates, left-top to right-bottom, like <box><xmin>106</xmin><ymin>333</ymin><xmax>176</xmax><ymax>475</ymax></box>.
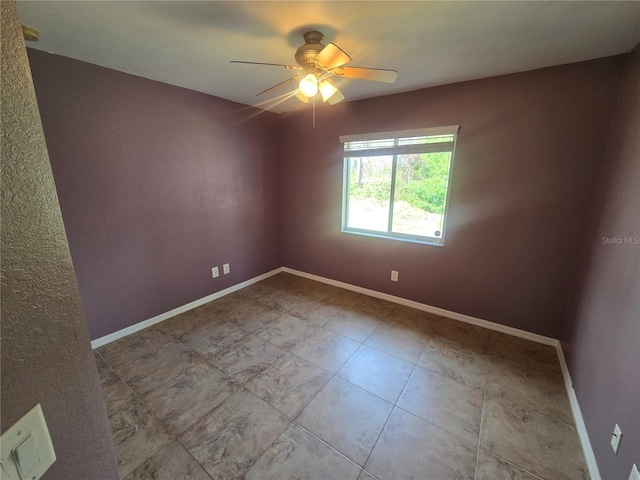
<box><xmin>611</xmin><ymin>424</ymin><xmax>622</xmax><ymax>454</ymax></box>
<box><xmin>629</xmin><ymin>464</ymin><xmax>639</xmax><ymax>480</ymax></box>
<box><xmin>223</xmin><ymin>263</ymin><xmax>230</xmax><ymax>275</ymax></box>
<box><xmin>391</xmin><ymin>270</ymin><xmax>399</xmax><ymax>282</ymax></box>
<box><xmin>211</xmin><ymin>267</ymin><xmax>219</xmax><ymax>278</ymax></box>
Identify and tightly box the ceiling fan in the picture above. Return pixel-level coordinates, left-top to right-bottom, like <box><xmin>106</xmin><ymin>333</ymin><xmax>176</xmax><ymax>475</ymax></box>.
<box><xmin>231</xmin><ymin>31</ymin><xmax>398</xmax><ymax>106</ymax></box>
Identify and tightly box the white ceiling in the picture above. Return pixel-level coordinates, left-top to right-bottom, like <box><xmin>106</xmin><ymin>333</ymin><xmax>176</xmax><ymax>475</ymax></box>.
<box><xmin>18</xmin><ymin>1</ymin><xmax>640</xmax><ymax>113</ymax></box>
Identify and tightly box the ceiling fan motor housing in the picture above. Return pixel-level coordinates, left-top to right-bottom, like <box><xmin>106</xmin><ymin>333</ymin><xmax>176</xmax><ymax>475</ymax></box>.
<box><xmin>295</xmin><ymin>31</ymin><xmax>325</xmax><ymax>71</ymax></box>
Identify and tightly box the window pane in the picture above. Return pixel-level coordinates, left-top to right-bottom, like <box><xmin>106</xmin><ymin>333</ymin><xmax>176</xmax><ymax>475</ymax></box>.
<box><xmin>346</xmin><ymin>156</ymin><xmax>393</xmax><ymax>232</ymax></box>
<box><xmin>391</xmin><ymin>152</ymin><xmax>452</xmax><ymax>238</ymax></box>
<box><xmin>344</xmin><ymin>139</ymin><xmax>394</xmax><ymax>151</ymax></box>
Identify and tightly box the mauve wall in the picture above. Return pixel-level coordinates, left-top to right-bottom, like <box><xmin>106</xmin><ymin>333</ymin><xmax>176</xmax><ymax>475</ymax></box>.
<box><xmin>278</xmin><ymin>57</ymin><xmax>625</xmax><ymax>338</ymax></box>
<box><xmin>562</xmin><ymin>45</ymin><xmax>639</xmax><ymax>480</ymax></box>
<box><xmin>1</xmin><ymin>2</ymin><xmax>118</xmax><ymax>477</ymax></box>
<box><xmin>27</xmin><ymin>49</ymin><xmax>281</xmax><ymax>340</ymax></box>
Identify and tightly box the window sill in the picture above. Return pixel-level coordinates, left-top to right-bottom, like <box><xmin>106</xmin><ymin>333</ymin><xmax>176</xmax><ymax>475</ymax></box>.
<box><xmin>341</xmin><ymin>229</ymin><xmax>445</xmax><ymax>247</ymax></box>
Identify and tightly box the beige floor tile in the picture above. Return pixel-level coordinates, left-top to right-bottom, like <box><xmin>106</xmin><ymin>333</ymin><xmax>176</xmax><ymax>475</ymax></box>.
<box><xmin>109</xmin><ymin>400</ymin><xmax>172</xmax><ymax>478</ymax></box>
<box><xmin>431</xmin><ymin>318</ymin><xmax>492</xmax><ymax>357</ymax></box>
<box><xmin>255</xmin><ymin>314</ymin><xmax>317</xmax><ymax>350</ymax></box>
<box><xmin>123</xmin><ymin>442</ymin><xmax>211</xmax><ymax>480</ymax></box>
<box><xmin>155</xmin><ymin>307</ymin><xmax>219</xmax><ymax>341</ymax></box>
<box><xmin>97</xmin><ymin>327</ymin><xmax>172</xmax><ymax>367</ymax></box>
<box><xmin>245</xmin><ymin>352</ymin><xmax>332</xmax><ymax>418</ymax></box>
<box><xmin>181</xmin><ymin>388</ymin><xmax>290</xmax><ymax>480</ymax></box>
<box><xmin>246</xmin><ymin>423</ymin><xmax>361</xmax><ymax>480</ymax></box>
<box><xmin>387</xmin><ymin>305</ymin><xmax>438</xmax><ymax>334</ymax></box>
<box><xmin>328</xmin><ymin>289</ymin><xmax>366</xmax><ymax>308</ymax></box>
<box><xmin>364</xmin><ymin>322</ymin><xmax>427</xmax><ymax>363</ymax></box>
<box><xmin>254</xmin><ymin>288</ymin><xmax>311</xmax><ymax>314</ymax></box>
<box><xmin>489</xmin><ymin>332</ymin><xmax>561</xmax><ymax>376</ymax></box>
<box><xmin>226</xmin><ymin>299</ymin><xmax>281</xmax><ymax>333</ymax></box>
<box><xmin>114</xmin><ymin>340</ymin><xmax>203</xmax><ymax>395</ymax></box>
<box><xmin>296</xmin><ymin>376</ymin><xmax>393</xmax><ymax>466</ymax></box>
<box><xmin>296</xmin><ymin>303</ymin><xmax>339</xmax><ymax>327</ymax></box>
<box><xmin>475</xmin><ymin>450</ymin><xmax>542</xmax><ymax>480</ymax></box>
<box><xmin>212</xmin><ymin>334</ymin><xmax>286</xmax><ymax>385</ymax></box>
<box><xmin>365</xmin><ymin>408</ymin><xmax>477</xmax><ymax>480</ymax></box>
<box><xmin>418</xmin><ymin>340</ymin><xmax>489</xmax><ymax>389</ymax></box>
<box><xmin>322</xmin><ymin>306</ymin><xmax>382</xmax><ymax>342</ymax></box>
<box><xmin>480</xmin><ymin>397</ymin><xmax>588</xmax><ymax>480</ymax></box>
<box><xmin>486</xmin><ymin>357</ymin><xmax>573</xmax><ymax>424</ymax></box>
<box><xmin>337</xmin><ymin>345</ymin><xmax>413</xmax><ymax>403</ymax></box>
<box><xmin>236</xmin><ymin>281</ymin><xmax>277</xmax><ymax>300</ymax></box>
<box><xmin>180</xmin><ymin>319</ymin><xmax>247</xmax><ymax>358</ymax></box>
<box><xmin>287</xmin><ymin>296</ymin><xmax>327</xmax><ymax>320</ymax></box>
<box><xmin>290</xmin><ymin>279</ymin><xmax>341</xmax><ymax>302</ymax></box>
<box><xmin>290</xmin><ymin>328</ymin><xmax>359</xmax><ymax>373</ymax></box>
<box><xmin>142</xmin><ymin>362</ymin><xmax>235</xmax><ymax>436</ymax></box>
<box><xmin>201</xmin><ymin>292</ymin><xmax>262</xmax><ymax>323</ymax></box>
<box><xmin>99</xmin><ymin>278</ymin><xmax>586</xmax><ymax>480</ymax></box>
<box><xmin>358</xmin><ymin>470</ymin><xmax>379</xmax><ymax>480</ymax></box>
<box><xmin>101</xmin><ymin>377</ymin><xmax>137</xmax><ymax>418</ymax></box>
<box><xmin>94</xmin><ymin>351</ymin><xmax>115</xmax><ymax>384</ymax></box>
<box><xmin>397</xmin><ymin>366</ymin><xmax>483</xmax><ymax>444</ymax></box>
<box><xmin>261</xmin><ymin>272</ymin><xmax>299</xmax><ymax>288</ymax></box>
<box><xmin>352</xmin><ymin>295</ymin><xmax>395</xmax><ymax>318</ymax></box>
<box><xmin>95</xmin><ymin>354</ymin><xmax>124</xmax><ymax>390</ymax></box>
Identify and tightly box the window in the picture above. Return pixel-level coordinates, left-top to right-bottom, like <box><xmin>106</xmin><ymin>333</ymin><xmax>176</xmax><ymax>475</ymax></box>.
<box><xmin>341</xmin><ymin>126</ymin><xmax>458</xmax><ymax>246</ymax></box>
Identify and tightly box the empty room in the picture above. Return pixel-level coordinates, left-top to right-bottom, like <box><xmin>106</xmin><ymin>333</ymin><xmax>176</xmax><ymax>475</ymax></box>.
<box><xmin>1</xmin><ymin>1</ymin><xmax>638</xmax><ymax>479</ymax></box>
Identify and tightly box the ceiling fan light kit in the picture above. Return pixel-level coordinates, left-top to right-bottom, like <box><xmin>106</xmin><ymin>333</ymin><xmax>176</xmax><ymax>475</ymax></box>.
<box><xmin>231</xmin><ymin>30</ymin><xmax>398</xmax><ymax>107</ymax></box>
<box><xmin>299</xmin><ymin>73</ymin><xmax>319</xmax><ymax>97</ymax></box>
<box><xmin>319</xmin><ymin>79</ymin><xmax>338</xmax><ymax>102</ymax></box>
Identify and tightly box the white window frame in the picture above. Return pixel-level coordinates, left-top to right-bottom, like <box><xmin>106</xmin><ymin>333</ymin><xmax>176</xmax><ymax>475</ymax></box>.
<box><xmin>340</xmin><ymin>125</ymin><xmax>459</xmax><ymax>246</ymax></box>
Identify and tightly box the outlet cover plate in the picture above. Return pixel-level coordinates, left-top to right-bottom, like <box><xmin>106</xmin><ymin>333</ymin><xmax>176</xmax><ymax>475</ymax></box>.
<box><xmin>391</xmin><ymin>270</ymin><xmax>399</xmax><ymax>282</ymax></box>
<box><xmin>212</xmin><ymin>267</ymin><xmax>219</xmax><ymax>278</ymax></box>
<box><xmin>611</xmin><ymin>423</ymin><xmax>622</xmax><ymax>454</ymax></box>
<box><xmin>223</xmin><ymin>263</ymin><xmax>230</xmax><ymax>275</ymax></box>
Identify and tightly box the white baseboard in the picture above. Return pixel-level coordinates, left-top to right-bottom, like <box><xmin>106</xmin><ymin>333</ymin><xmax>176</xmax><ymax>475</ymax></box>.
<box><xmin>282</xmin><ymin>267</ymin><xmax>558</xmax><ymax>346</ymax></box>
<box><xmin>90</xmin><ymin>267</ymin><xmax>284</xmax><ymax>349</ymax></box>
<box><xmin>556</xmin><ymin>344</ymin><xmax>601</xmax><ymax>480</ymax></box>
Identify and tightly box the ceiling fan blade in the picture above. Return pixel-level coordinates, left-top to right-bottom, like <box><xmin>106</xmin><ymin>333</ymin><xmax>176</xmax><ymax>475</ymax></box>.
<box><xmin>295</xmin><ymin>91</ymin><xmax>309</xmax><ymax>103</ymax></box>
<box><xmin>332</xmin><ymin>66</ymin><xmax>398</xmax><ymax>83</ymax></box>
<box><xmin>315</xmin><ymin>43</ymin><xmax>351</xmax><ymax>70</ymax></box>
<box><xmin>231</xmin><ymin>61</ymin><xmax>302</xmax><ymax>71</ymax></box>
<box><xmin>327</xmin><ymin>87</ymin><xmax>345</xmax><ymax>105</ymax></box>
<box><xmin>256</xmin><ymin>76</ymin><xmax>300</xmax><ymax>96</ymax></box>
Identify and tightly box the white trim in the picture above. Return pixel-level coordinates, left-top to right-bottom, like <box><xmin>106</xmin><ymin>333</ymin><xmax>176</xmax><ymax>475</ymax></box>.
<box><xmin>282</xmin><ymin>267</ymin><xmax>557</xmax><ymax>346</ymax></box>
<box><xmin>339</xmin><ymin>125</ymin><xmax>459</xmax><ymax>143</ymax></box>
<box><xmin>90</xmin><ymin>267</ymin><xmax>284</xmax><ymax>349</ymax></box>
<box><xmin>556</xmin><ymin>344</ymin><xmax>602</xmax><ymax>480</ymax></box>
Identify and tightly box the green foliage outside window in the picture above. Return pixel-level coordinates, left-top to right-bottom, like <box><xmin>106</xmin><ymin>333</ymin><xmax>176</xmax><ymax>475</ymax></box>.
<box><xmin>349</xmin><ymin>152</ymin><xmax>451</xmax><ymax>215</ymax></box>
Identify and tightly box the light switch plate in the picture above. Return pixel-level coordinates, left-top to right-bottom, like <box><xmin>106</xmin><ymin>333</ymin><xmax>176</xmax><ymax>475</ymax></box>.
<box><xmin>212</xmin><ymin>266</ymin><xmax>219</xmax><ymax>278</ymax></box>
<box><xmin>223</xmin><ymin>263</ymin><xmax>230</xmax><ymax>275</ymax></box>
<box><xmin>1</xmin><ymin>404</ymin><xmax>56</xmax><ymax>480</ymax></box>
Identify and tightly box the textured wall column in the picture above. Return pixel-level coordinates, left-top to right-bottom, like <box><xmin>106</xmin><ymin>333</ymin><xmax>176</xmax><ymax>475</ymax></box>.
<box><xmin>1</xmin><ymin>2</ymin><xmax>119</xmax><ymax>479</ymax></box>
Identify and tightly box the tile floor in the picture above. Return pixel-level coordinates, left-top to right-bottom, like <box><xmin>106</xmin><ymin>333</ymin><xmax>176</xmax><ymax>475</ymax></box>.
<box><xmin>94</xmin><ymin>273</ymin><xmax>589</xmax><ymax>480</ymax></box>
